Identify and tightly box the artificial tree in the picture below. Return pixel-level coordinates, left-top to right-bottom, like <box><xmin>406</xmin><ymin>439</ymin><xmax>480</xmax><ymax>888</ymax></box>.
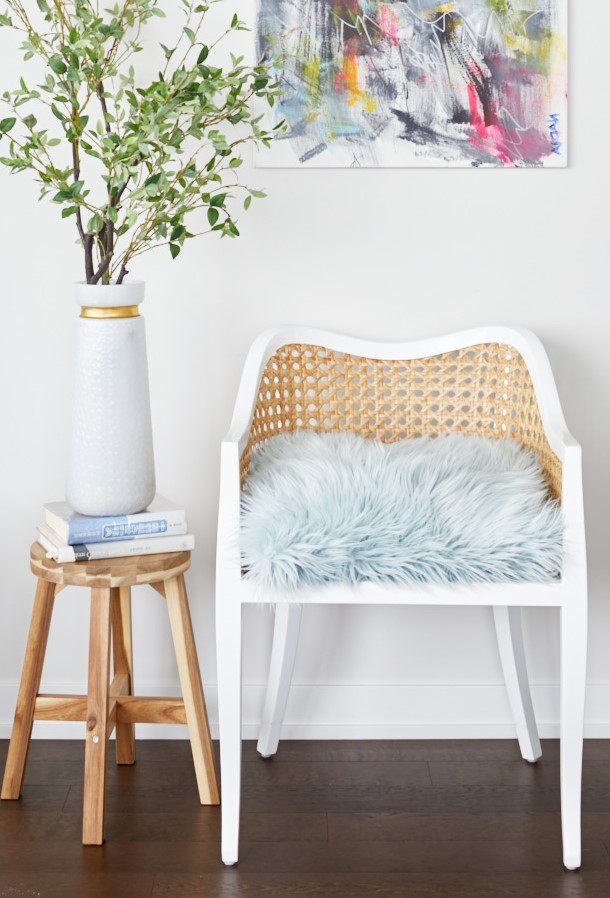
<box><xmin>0</xmin><ymin>0</ymin><xmax>282</xmax><ymax>284</ymax></box>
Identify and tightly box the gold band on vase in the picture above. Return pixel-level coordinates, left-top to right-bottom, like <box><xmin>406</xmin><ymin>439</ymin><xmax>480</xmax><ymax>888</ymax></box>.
<box><xmin>80</xmin><ymin>305</ymin><xmax>140</xmax><ymax>319</ymax></box>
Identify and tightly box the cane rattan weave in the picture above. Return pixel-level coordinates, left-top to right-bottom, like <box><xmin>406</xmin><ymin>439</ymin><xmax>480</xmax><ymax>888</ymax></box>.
<box><xmin>241</xmin><ymin>342</ymin><xmax>562</xmax><ymax>500</ymax></box>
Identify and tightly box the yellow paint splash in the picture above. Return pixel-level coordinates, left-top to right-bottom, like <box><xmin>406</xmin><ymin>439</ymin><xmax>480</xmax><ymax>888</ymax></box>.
<box><xmin>303</xmin><ymin>56</ymin><xmax>321</xmax><ymax>121</ymax></box>
<box><xmin>422</xmin><ymin>2</ymin><xmax>454</xmax><ymax>20</ymax></box>
<box><xmin>504</xmin><ymin>30</ymin><xmax>567</xmax><ymax>79</ymax></box>
<box><xmin>342</xmin><ymin>54</ymin><xmax>376</xmax><ymax>112</ymax></box>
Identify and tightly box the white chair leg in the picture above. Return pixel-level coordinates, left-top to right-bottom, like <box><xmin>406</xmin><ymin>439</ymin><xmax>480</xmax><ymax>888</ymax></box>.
<box><xmin>257</xmin><ymin>603</ymin><xmax>302</xmax><ymax>758</ymax></box>
<box><xmin>560</xmin><ymin>600</ymin><xmax>587</xmax><ymax>871</ymax></box>
<box><xmin>216</xmin><ymin>596</ymin><xmax>243</xmax><ymax>866</ymax></box>
<box><xmin>493</xmin><ymin>606</ymin><xmax>542</xmax><ymax>763</ymax></box>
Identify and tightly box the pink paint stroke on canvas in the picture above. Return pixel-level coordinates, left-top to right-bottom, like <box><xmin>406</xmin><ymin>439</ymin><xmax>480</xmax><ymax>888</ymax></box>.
<box><xmin>257</xmin><ymin>0</ymin><xmax>568</xmax><ymax>167</ymax></box>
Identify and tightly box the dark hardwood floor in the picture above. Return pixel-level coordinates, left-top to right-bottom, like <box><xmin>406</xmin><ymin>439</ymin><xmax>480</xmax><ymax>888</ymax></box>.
<box><xmin>2</xmin><ymin>738</ymin><xmax>610</xmax><ymax>896</ymax></box>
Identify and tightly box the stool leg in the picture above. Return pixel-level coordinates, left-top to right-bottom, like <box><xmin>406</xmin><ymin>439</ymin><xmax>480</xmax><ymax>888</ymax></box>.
<box><xmin>165</xmin><ymin>574</ymin><xmax>219</xmax><ymax>805</ymax></box>
<box><xmin>83</xmin><ymin>587</ymin><xmax>112</xmax><ymax>846</ymax></box>
<box><xmin>1</xmin><ymin>578</ymin><xmax>56</xmax><ymax>800</ymax></box>
<box><xmin>111</xmin><ymin>586</ymin><xmax>136</xmax><ymax>765</ymax></box>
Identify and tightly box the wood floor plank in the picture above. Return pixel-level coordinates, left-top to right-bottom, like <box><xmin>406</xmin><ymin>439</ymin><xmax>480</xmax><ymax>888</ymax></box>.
<box><xmin>244</xmin><ymin>781</ymin><xmax>610</xmax><ymax>814</ymax></box>
<box><xmin>62</xmin><ymin>780</ymin><xmax>569</xmax><ymax>816</ymax></box>
<box><xmin>63</xmin><ymin>774</ymin><xmax>610</xmax><ymax>816</ymax></box>
<box><xmin>0</xmin><ymin>872</ymin><xmax>154</xmax><ymax>898</ymax></box>
<box><xmin>0</xmin><ymin>840</ymin><xmax>220</xmax><ymax>875</ymax></box>
<box><xmin>4</xmin><ymin>737</ymin><xmax>610</xmax><ymax>765</ymax></box>
<box><xmin>241</xmin><ymin>783</ymin><xmax>563</xmax><ymax>814</ymax></box>
<box><xmin>242</xmin><ymin>738</ymin><xmax>610</xmax><ymax>764</ymax></box>
<box><xmin>245</xmin><ymin>738</ymin><xmax>557</xmax><ymax>763</ymax></box>
<box><xmin>241</xmin><ymin>759</ymin><xmax>432</xmax><ymax>788</ymax></box>
<box><xmin>151</xmin><ymin>871</ymin><xmax>610</xmax><ymax>898</ymax></box>
<box><xmin>16</xmin><ymin>759</ymin><xmax>86</xmax><ymax>786</ymax></box>
<box><xmin>0</xmin><ymin>809</ymin><xmax>82</xmax><ymax>842</ymax></box>
<box><xmin>429</xmin><ymin>759</ymin><xmax>557</xmax><ymax>787</ymax></box>
<box><xmin>429</xmin><ymin>760</ymin><xmax>610</xmax><ymax>788</ymax></box>
<box><xmin>0</xmin><ymin>837</ymin><xmax>608</xmax><ymax>875</ymax></box>
<box><xmin>1</xmin><ymin>783</ymin><xmax>71</xmax><ymax>812</ymax></box>
<box><xmin>0</xmin><ymin>810</ymin><xmax>325</xmax><ymax>845</ymax></box>
<box><xmin>327</xmin><ymin>810</ymin><xmax>564</xmax><ymax>842</ymax></box>
<box><xmin>230</xmin><ymin>838</ymin><xmax>610</xmax><ymax>873</ymax></box>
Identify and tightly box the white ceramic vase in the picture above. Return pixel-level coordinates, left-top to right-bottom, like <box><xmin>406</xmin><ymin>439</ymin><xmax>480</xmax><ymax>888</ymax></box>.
<box><xmin>65</xmin><ymin>280</ymin><xmax>156</xmax><ymax>516</ymax></box>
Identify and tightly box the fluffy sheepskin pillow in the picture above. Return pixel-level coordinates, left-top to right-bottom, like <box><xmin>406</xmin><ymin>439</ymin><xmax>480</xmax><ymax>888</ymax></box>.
<box><xmin>240</xmin><ymin>432</ymin><xmax>563</xmax><ymax>591</ymax></box>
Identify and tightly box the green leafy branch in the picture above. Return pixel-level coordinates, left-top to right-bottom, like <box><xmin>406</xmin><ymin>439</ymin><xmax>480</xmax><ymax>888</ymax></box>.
<box><xmin>0</xmin><ymin>0</ymin><xmax>284</xmax><ymax>283</ymax></box>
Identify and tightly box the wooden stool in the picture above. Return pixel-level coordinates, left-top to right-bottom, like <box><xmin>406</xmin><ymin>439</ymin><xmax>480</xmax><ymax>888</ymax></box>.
<box><xmin>1</xmin><ymin>543</ymin><xmax>220</xmax><ymax>845</ymax></box>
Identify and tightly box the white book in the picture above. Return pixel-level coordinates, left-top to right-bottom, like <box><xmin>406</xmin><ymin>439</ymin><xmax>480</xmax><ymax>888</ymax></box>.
<box><xmin>37</xmin><ymin>523</ymin><xmax>194</xmax><ymax>563</ymax></box>
<box><xmin>43</xmin><ymin>495</ymin><xmax>187</xmax><ymax>545</ymax></box>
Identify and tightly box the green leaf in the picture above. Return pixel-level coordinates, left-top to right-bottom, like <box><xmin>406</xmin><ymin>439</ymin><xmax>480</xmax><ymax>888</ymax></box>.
<box><xmin>49</xmin><ymin>57</ymin><xmax>67</xmax><ymax>76</ymax></box>
<box><xmin>61</xmin><ymin>206</ymin><xmax>78</xmax><ymax>218</ymax></box>
<box><xmin>0</xmin><ymin>117</ymin><xmax>16</xmax><ymax>134</ymax></box>
<box><xmin>243</xmin><ymin>195</ymin><xmax>252</xmax><ymax>210</ymax></box>
<box><xmin>207</xmin><ymin>207</ymin><xmax>219</xmax><ymax>226</ymax></box>
<box><xmin>197</xmin><ymin>45</ymin><xmax>209</xmax><ymax>63</ymax></box>
<box><xmin>210</xmin><ymin>192</ymin><xmax>227</xmax><ymax>207</ymax></box>
<box><xmin>169</xmin><ymin>243</ymin><xmax>180</xmax><ymax>259</ymax></box>
<box><xmin>86</xmin><ymin>213</ymin><xmax>103</xmax><ymax>234</ymax></box>
<box><xmin>184</xmin><ymin>26</ymin><xmax>195</xmax><ymax>42</ymax></box>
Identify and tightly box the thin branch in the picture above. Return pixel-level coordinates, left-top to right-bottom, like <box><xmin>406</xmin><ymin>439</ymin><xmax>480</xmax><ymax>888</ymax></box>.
<box><xmin>91</xmin><ymin>246</ymin><xmax>113</xmax><ymax>284</ymax></box>
<box><xmin>96</xmin><ymin>79</ymin><xmax>112</xmax><ymax>134</ymax></box>
<box><xmin>84</xmin><ymin>234</ymin><xmax>94</xmax><ymax>282</ymax></box>
<box><xmin>114</xmin><ymin>225</ymin><xmax>214</xmax><ymax>276</ymax></box>
<box><xmin>70</xmin><ymin>99</ymin><xmax>87</xmax><ymax>249</ymax></box>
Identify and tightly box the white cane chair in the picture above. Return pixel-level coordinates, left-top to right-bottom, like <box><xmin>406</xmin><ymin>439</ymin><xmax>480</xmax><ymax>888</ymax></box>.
<box><xmin>216</xmin><ymin>326</ymin><xmax>587</xmax><ymax>869</ymax></box>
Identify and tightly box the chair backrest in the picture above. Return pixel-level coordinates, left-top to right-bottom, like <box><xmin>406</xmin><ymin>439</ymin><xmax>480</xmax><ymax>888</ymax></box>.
<box><xmin>241</xmin><ymin>341</ymin><xmax>562</xmax><ymax>501</ymax></box>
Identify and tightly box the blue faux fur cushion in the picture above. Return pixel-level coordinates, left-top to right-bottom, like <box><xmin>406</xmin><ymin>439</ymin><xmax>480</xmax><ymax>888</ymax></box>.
<box><xmin>240</xmin><ymin>432</ymin><xmax>563</xmax><ymax>590</ymax></box>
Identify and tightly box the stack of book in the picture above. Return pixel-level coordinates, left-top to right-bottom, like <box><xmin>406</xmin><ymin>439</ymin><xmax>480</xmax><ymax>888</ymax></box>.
<box><xmin>37</xmin><ymin>496</ymin><xmax>194</xmax><ymax>562</ymax></box>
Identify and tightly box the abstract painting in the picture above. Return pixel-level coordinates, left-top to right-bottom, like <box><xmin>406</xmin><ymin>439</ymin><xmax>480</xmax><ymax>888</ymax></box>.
<box><xmin>257</xmin><ymin>0</ymin><xmax>567</xmax><ymax>167</ymax></box>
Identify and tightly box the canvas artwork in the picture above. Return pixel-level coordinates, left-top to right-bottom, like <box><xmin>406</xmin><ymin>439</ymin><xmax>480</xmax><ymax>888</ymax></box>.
<box><xmin>256</xmin><ymin>0</ymin><xmax>567</xmax><ymax>167</ymax></box>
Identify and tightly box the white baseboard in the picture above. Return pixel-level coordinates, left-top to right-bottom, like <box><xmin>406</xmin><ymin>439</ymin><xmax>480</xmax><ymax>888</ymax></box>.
<box><xmin>1</xmin><ymin>682</ymin><xmax>610</xmax><ymax>740</ymax></box>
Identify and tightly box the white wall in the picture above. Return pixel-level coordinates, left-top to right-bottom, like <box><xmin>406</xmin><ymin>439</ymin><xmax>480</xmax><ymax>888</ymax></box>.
<box><xmin>0</xmin><ymin>2</ymin><xmax>608</xmax><ymax>740</ymax></box>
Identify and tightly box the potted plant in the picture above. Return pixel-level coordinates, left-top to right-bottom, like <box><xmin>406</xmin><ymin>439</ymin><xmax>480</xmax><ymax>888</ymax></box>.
<box><xmin>0</xmin><ymin>0</ymin><xmax>281</xmax><ymax>515</ymax></box>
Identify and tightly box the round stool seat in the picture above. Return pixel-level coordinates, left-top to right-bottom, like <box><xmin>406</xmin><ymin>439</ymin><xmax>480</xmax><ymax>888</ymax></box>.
<box><xmin>30</xmin><ymin>542</ymin><xmax>191</xmax><ymax>588</ymax></box>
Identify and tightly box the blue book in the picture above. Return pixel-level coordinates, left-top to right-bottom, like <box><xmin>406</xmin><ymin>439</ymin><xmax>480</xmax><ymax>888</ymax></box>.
<box><xmin>43</xmin><ymin>495</ymin><xmax>187</xmax><ymax>545</ymax></box>
<box><xmin>37</xmin><ymin>524</ymin><xmax>194</xmax><ymax>562</ymax></box>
